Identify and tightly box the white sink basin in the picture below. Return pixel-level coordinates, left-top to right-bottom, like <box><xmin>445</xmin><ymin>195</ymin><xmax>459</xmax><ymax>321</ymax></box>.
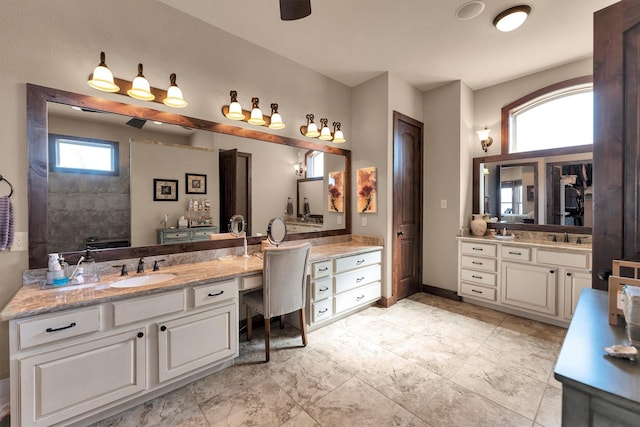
<box><xmin>110</xmin><ymin>273</ymin><xmax>177</xmax><ymax>288</ymax></box>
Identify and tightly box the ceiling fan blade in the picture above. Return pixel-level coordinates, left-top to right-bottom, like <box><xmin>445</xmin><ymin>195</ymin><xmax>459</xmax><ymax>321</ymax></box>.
<box><xmin>280</xmin><ymin>0</ymin><xmax>311</xmax><ymax>21</ymax></box>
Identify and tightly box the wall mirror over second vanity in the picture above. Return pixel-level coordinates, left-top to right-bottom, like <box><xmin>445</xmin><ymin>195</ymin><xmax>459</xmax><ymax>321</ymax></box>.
<box><xmin>27</xmin><ymin>84</ymin><xmax>352</xmax><ymax>269</ymax></box>
<box><xmin>473</xmin><ymin>144</ymin><xmax>593</xmax><ymax>234</ymax></box>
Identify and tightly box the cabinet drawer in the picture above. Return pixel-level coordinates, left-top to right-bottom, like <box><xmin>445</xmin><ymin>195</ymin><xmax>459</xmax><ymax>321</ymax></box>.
<box><xmin>460</xmin><ymin>268</ymin><xmax>496</xmax><ymax>287</ymax></box>
<box><xmin>312</xmin><ymin>260</ymin><xmax>333</xmax><ymax>278</ymax></box>
<box><xmin>240</xmin><ymin>274</ymin><xmax>262</xmax><ymax>291</ymax></box>
<box><xmin>191</xmin><ymin>228</ymin><xmax>217</xmax><ymax>238</ymax></box>
<box><xmin>501</xmin><ymin>245</ymin><xmax>531</xmax><ymax>261</ymax></box>
<box><xmin>16</xmin><ymin>306</ymin><xmax>101</xmax><ymax>350</ymax></box>
<box><xmin>162</xmin><ymin>231</ymin><xmax>190</xmax><ymax>240</ymax></box>
<box><xmin>193</xmin><ymin>279</ymin><xmax>236</xmax><ymax>308</ymax></box>
<box><xmin>537</xmin><ymin>249</ymin><xmax>590</xmax><ymax>269</ymax></box>
<box><xmin>334</xmin><ymin>282</ymin><xmax>381</xmax><ymax>314</ymax></box>
<box><xmin>461</xmin><ymin>255</ymin><xmax>496</xmax><ymax>272</ymax></box>
<box><xmin>334</xmin><ymin>251</ymin><xmax>381</xmax><ymax>273</ymax></box>
<box><xmin>113</xmin><ymin>291</ymin><xmax>184</xmax><ymax>326</ymax></box>
<box><xmin>334</xmin><ymin>264</ymin><xmax>381</xmax><ymax>294</ymax></box>
<box><xmin>461</xmin><ymin>241</ymin><xmax>497</xmax><ymax>257</ymax></box>
<box><xmin>460</xmin><ymin>283</ymin><xmax>496</xmax><ymax>301</ymax></box>
<box><xmin>312</xmin><ymin>277</ymin><xmax>333</xmax><ymax>301</ymax></box>
<box><xmin>312</xmin><ymin>298</ymin><xmax>332</xmax><ymax>323</ymax></box>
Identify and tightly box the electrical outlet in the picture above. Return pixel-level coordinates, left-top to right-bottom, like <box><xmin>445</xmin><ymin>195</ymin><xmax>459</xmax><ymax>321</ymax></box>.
<box><xmin>11</xmin><ymin>232</ymin><xmax>28</xmax><ymax>252</ymax></box>
<box><xmin>337</xmin><ymin>215</ymin><xmax>342</xmax><ymax>225</ymax></box>
<box><xmin>441</xmin><ymin>199</ymin><xmax>447</xmax><ymax>209</ymax></box>
<box><xmin>361</xmin><ymin>216</ymin><xmax>367</xmax><ymax>227</ymax></box>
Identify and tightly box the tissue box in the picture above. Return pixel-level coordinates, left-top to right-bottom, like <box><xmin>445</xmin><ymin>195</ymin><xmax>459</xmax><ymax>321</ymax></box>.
<box><xmin>178</xmin><ymin>217</ymin><xmax>188</xmax><ymax>228</ymax></box>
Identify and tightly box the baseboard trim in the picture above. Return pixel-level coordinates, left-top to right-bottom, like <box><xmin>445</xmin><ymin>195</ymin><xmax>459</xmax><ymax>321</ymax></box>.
<box><xmin>378</xmin><ymin>295</ymin><xmax>396</xmax><ymax>308</ymax></box>
<box><xmin>421</xmin><ymin>284</ymin><xmax>462</xmax><ymax>301</ymax></box>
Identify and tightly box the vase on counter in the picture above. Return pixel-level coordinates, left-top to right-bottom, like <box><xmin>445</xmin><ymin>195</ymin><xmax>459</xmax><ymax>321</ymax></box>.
<box><xmin>470</xmin><ymin>214</ymin><xmax>488</xmax><ymax>237</ymax></box>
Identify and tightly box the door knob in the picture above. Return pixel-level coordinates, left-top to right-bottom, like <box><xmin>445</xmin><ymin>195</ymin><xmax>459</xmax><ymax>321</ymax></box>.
<box><xmin>397</xmin><ymin>231</ymin><xmax>404</xmax><ymax>236</ymax></box>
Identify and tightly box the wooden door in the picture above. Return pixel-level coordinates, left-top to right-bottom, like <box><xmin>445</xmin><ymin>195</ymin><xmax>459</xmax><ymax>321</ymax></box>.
<box><xmin>219</xmin><ymin>149</ymin><xmax>252</xmax><ymax>234</ymax></box>
<box><xmin>593</xmin><ymin>0</ymin><xmax>640</xmax><ymax>289</ymax></box>
<box><xmin>392</xmin><ymin>111</ymin><xmax>423</xmax><ymax>301</ymax></box>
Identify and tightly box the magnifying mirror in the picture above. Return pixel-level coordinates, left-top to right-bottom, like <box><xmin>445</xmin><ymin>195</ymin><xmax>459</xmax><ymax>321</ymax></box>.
<box><xmin>229</xmin><ymin>215</ymin><xmax>246</xmax><ymax>237</ymax></box>
<box><xmin>267</xmin><ymin>217</ymin><xmax>287</xmax><ymax>246</ymax></box>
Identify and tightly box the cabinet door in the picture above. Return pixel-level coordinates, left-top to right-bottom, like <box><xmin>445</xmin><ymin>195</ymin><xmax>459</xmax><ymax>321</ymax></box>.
<box><xmin>501</xmin><ymin>262</ymin><xmax>557</xmax><ymax>315</ymax></box>
<box><xmin>18</xmin><ymin>328</ymin><xmax>146</xmax><ymax>426</ymax></box>
<box><xmin>563</xmin><ymin>270</ymin><xmax>592</xmax><ymax>320</ymax></box>
<box><xmin>157</xmin><ymin>304</ymin><xmax>237</xmax><ymax>382</ymax></box>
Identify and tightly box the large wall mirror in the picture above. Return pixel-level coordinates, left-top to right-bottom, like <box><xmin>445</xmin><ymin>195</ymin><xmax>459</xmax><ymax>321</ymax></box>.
<box><xmin>27</xmin><ymin>84</ymin><xmax>351</xmax><ymax>268</ymax></box>
<box><xmin>473</xmin><ymin>145</ymin><xmax>592</xmax><ymax>233</ymax></box>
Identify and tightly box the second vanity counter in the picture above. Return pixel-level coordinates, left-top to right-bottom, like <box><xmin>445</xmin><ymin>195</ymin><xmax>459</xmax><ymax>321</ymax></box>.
<box><xmin>1</xmin><ymin>241</ymin><xmax>383</xmax><ymax>321</ymax></box>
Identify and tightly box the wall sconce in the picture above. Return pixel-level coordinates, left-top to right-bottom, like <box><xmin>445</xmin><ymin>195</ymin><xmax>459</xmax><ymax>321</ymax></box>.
<box><xmin>493</xmin><ymin>5</ymin><xmax>531</xmax><ymax>32</ymax></box>
<box><xmin>86</xmin><ymin>52</ymin><xmax>188</xmax><ymax>108</ymax></box>
<box><xmin>294</xmin><ymin>151</ymin><xmax>305</xmax><ymax>176</ymax></box>
<box><xmin>222</xmin><ymin>91</ymin><xmax>285</xmax><ymax>128</ymax></box>
<box><xmin>477</xmin><ymin>126</ymin><xmax>493</xmax><ymax>152</ymax></box>
<box><xmin>300</xmin><ymin>114</ymin><xmax>346</xmax><ymax>143</ymax></box>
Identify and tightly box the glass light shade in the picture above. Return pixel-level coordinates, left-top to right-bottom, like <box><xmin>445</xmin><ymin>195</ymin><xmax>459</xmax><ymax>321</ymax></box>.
<box><xmin>319</xmin><ymin>125</ymin><xmax>333</xmax><ymax>140</ymax></box>
<box><xmin>305</xmin><ymin>122</ymin><xmax>320</xmax><ymax>138</ymax></box>
<box><xmin>332</xmin><ymin>130</ymin><xmax>346</xmax><ymax>143</ymax></box>
<box><xmin>88</xmin><ymin>65</ymin><xmax>120</xmax><ymax>92</ymax></box>
<box><xmin>225</xmin><ymin>101</ymin><xmax>245</xmax><ymax>120</ymax></box>
<box><xmin>494</xmin><ymin>6</ymin><xmax>530</xmax><ymax>32</ymax></box>
<box><xmin>483</xmin><ymin>166</ymin><xmax>490</xmax><ymax>175</ymax></box>
<box><xmin>248</xmin><ymin>107</ymin><xmax>266</xmax><ymax>126</ymax></box>
<box><xmin>127</xmin><ymin>76</ymin><xmax>155</xmax><ymax>101</ymax></box>
<box><xmin>476</xmin><ymin>128</ymin><xmax>491</xmax><ymax>141</ymax></box>
<box><xmin>269</xmin><ymin>112</ymin><xmax>286</xmax><ymax>129</ymax></box>
<box><xmin>163</xmin><ymin>85</ymin><xmax>187</xmax><ymax>108</ymax></box>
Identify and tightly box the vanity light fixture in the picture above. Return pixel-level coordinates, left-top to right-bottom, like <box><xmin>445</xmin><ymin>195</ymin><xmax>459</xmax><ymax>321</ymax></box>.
<box><xmin>248</xmin><ymin>97</ymin><xmax>266</xmax><ymax>126</ymax></box>
<box><xmin>224</xmin><ymin>91</ymin><xmax>246</xmax><ymax>120</ymax></box>
<box><xmin>269</xmin><ymin>103</ymin><xmax>286</xmax><ymax>129</ymax></box>
<box><xmin>163</xmin><ymin>73</ymin><xmax>187</xmax><ymax>108</ymax></box>
<box><xmin>300</xmin><ymin>114</ymin><xmax>347</xmax><ymax>143</ymax></box>
<box><xmin>483</xmin><ymin>166</ymin><xmax>490</xmax><ymax>175</ymax></box>
<box><xmin>493</xmin><ymin>5</ymin><xmax>531</xmax><ymax>32</ymax></box>
<box><xmin>477</xmin><ymin>126</ymin><xmax>493</xmax><ymax>152</ymax></box>
<box><xmin>127</xmin><ymin>63</ymin><xmax>155</xmax><ymax>101</ymax></box>
<box><xmin>87</xmin><ymin>51</ymin><xmax>120</xmax><ymax>93</ymax></box>
<box><xmin>301</xmin><ymin>114</ymin><xmax>320</xmax><ymax>138</ymax></box>
<box><xmin>318</xmin><ymin>118</ymin><xmax>333</xmax><ymax>141</ymax></box>
<box><xmin>332</xmin><ymin>122</ymin><xmax>346</xmax><ymax>143</ymax></box>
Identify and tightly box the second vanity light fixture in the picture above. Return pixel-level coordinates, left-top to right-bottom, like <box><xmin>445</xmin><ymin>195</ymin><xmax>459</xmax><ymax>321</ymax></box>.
<box><xmin>477</xmin><ymin>126</ymin><xmax>493</xmax><ymax>152</ymax></box>
<box><xmin>87</xmin><ymin>51</ymin><xmax>188</xmax><ymax>108</ymax></box>
<box><xmin>300</xmin><ymin>114</ymin><xmax>346</xmax><ymax>143</ymax></box>
<box><xmin>223</xmin><ymin>91</ymin><xmax>286</xmax><ymax>129</ymax></box>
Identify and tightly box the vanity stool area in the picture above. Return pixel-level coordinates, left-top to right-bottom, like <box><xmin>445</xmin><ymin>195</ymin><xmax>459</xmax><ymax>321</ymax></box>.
<box><xmin>457</xmin><ymin>235</ymin><xmax>592</xmax><ymax>326</ymax></box>
<box><xmin>1</xmin><ymin>239</ymin><xmax>382</xmax><ymax>426</ymax></box>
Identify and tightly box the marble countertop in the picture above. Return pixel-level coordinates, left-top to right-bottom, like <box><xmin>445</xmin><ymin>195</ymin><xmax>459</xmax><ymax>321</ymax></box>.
<box><xmin>0</xmin><ymin>241</ymin><xmax>383</xmax><ymax>321</ymax></box>
<box><xmin>457</xmin><ymin>235</ymin><xmax>592</xmax><ymax>252</ymax></box>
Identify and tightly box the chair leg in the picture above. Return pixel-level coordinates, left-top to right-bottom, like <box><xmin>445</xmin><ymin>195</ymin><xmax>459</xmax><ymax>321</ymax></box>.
<box><xmin>280</xmin><ymin>314</ymin><xmax>286</xmax><ymax>329</ymax></box>
<box><xmin>264</xmin><ymin>317</ymin><xmax>271</xmax><ymax>362</ymax></box>
<box><xmin>246</xmin><ymin>305</ymin><xmax>252</xmax><ymax>341</ymax></box>
<box><xmin>299</xmin><ymin>308</ymin><xmax>308</xmax><ymax>347</ymax></box>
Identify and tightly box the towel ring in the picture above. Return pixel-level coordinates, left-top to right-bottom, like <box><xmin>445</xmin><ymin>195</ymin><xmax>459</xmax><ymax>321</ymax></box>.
<box><xmin>0</xmin><ymin>175</ymin><xmax>14</xmax><ymax>198</ymax></box>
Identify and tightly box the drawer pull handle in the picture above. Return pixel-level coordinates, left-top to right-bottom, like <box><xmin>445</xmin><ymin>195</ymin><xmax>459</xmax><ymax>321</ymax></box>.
<box><xmin>356</xmin><ymin>295</ymin><xmax>365</xmax><ymax>301</ymax></box>
<box><xmin>472</xmin><ymin>247</ymin><xmax>484</xmax><ymax>251</ymax></box>
<box><xmin>207</xmin><ymin>290</ymin><xmax>224</xmax><ymax>297</ymax></box>
<box><xmin>46</xmin><ymin>322</ymin><xmax>76</xmax><ymax>333</ymax></box>
<box><xmin>471</xmin><ymin>289</ymin><xmax>483</xmax><ymax>294</ymax></box>
<box><xmin>471</xmin><ymin>261</ymin><xmax>483</xmax><ymax>265</ymax></box>
<box><xmin>508</xmin><ymin>251</ymin><xmax>522</xmax><ymax>256</ymax></box>
<box><xmin>319</xmin><ymin>287</ymin><xmax>329</xmax><ymax>292</ymax></box>
<box><xmin>137</xmin><ymin>332</ymin><xmax>144</xmax><ymax>338</ymax></box>
<box><xmin>550</xmin><ymin>270</ymin><xmax>555</xmax><ymax>274</ymax></box>
<box><xmin>160</xmin><ymin>325</ymin><xmax>167</xmax><ymax>332</ymax></box>
<box><xmin>566</xmin><ymin>272</ymin><xmax>572</xmax><ymax>277</ymax></box>
<box><xmin>356</xmin><ymin>276</ymin><xmax>365</xmax><ymax>282</ymax></box>
<box><xmin>356</xmin><ymin>259</ymin><xmax>366</xmax><ymax>265</ymax></box>
<box><xmin>318</xmin><ymin>267</ymin><xmax>329</xmax><ymax>272</ymax></box>
<box><xmin>471</xmin><ymin>275</ymin><xmax>483</xmax><ymax>279</ymax></box>
<box><xmin>318</xmin><ymin>308</ymin><xmax>329</xmax><ymax>314</ymax></box>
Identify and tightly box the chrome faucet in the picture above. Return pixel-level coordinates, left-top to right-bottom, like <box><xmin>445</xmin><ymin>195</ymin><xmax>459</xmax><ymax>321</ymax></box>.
<box><xmin>137</xmin><ymin>257</ymin><xmax>145</xmax><ymax>274</ymax></box>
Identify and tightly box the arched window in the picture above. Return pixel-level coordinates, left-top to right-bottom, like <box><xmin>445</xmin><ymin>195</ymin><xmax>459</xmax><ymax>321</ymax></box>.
<box><xmin>501</xmin><ymin>76</ymin><xmax>593</xmax><ymax>154</ymax></box>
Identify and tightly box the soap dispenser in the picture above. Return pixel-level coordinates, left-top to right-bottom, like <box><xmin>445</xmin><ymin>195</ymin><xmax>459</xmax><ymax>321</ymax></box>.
<box><xmin>83</xmin><ymin>248</ymin><xmax>99</xmax><ymax>283</ymax></box>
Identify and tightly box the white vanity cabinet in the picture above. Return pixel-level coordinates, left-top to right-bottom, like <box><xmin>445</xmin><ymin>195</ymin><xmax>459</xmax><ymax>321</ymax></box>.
<box><xmin>458</xmin><ymin>237</ymin><xmax>592</xmax><ymax>326</ymax></box>
<box><xmin>10</xmin><ymin>278</ymin><xmax>239</xmax><ymax>427</ymax></box>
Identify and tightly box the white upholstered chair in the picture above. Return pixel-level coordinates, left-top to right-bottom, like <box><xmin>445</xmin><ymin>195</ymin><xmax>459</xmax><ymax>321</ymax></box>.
<box><xmin>243</xmin><ymin>242</ymin><xmax>311</xmax><ymax>362</ymax></box>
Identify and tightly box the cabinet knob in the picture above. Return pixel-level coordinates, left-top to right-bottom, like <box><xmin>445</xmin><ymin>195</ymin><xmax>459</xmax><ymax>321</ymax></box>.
<box><xmin>160</xmin><ymin>325</ymin><xmax>167</xmax><ymax>332</ymax></box>
<box><xmin>550</xmin><ymin>270</ymin><xmax>555</xmax><ymax>274</ymax></box>
<box><xmin>137</xmin><ymin>332</ymin><xmax>144</xmax><ymax>338</ymax></box>
<box><xmin>566</xmin><ymin>272</ymin><xmax>572</xmax><ymax>277</ymax></box>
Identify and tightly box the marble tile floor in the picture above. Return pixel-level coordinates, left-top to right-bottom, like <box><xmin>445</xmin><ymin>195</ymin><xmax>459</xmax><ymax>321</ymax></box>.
<box><xmin>95</xmin><ymin>293</ymin><xmax>565</xmax><ymax>427</ymax></box>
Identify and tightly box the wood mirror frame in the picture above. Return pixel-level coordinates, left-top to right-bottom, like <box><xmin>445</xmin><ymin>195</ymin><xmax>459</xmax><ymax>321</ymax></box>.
<box><xmin>27</xmin><ymin>84</ymin><xmax>351</xmax><ymax>268</ymax></box>
<box><xmin>472</xmin><ymin>145</ymin><xmax>592</xmax><ymax>234</ymax></box>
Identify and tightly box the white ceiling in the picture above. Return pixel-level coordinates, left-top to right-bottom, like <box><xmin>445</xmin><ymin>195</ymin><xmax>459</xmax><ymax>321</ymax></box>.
<box><xmin>157</xmin><ymin>0</ymin><xmax>617</xmax><ymax>92</ymax></box>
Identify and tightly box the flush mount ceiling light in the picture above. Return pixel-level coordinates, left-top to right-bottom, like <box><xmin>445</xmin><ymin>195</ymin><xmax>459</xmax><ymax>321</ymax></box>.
<box><xmin>163</xmin><ymin>73</ymin><xmax>187</xmax><ymax>108</ymax></box>
<box><xmin>280</xmin><ymin>0</ymin><xmax>311</xmax><ymax>21</ymax></box>
<box><xmin>455</xmin><ymin>1</ymin><xmax>485</xmax><ymax>20</ymax></box>
<box><xmin>87</xmin><ymin>51</ymin><xmax>120</xmax><ymax>92</ymax></box>
<box><xmin>493</xmin><ymin>5</ymin><xmax>531</xmax><ymax>32</ymax></box>
<box><xmin>127</xmin><ymin>63</ymin><xmax>155</xmax><ymax>101</ymax></box>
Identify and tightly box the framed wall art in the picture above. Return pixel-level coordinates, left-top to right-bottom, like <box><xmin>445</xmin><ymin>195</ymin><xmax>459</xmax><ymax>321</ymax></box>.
<box><xmin>357</xmin><ymin>166</ymin><xmax>377</xmax><ymax>213</ymax></box>
<box><xmin>154</xmin><ymin>178</ymin><xmax>178</xmax><ymax>201</ymax></box>
<box><xmin>186</xmin><ymin>173</ymin><xmax>207</xmax><ymax>194</ymax></box>
<box><xmin>328</xmin><ymin>170</ymin><xmax>345</xmax><ymax>213</ymax></box>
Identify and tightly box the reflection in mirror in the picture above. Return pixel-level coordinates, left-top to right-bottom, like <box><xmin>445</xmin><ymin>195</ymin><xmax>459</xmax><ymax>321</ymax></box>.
<box><xmin>27</xmin><ymin>85</ymin><xmax>352</xmax><ymax>268</ymax></box>
<box><xmin>482</xmin><ymin>163</ymin><xmax>537</xmax><ymax>224</ymax></box>
<box><xmin>546</xmin><ymin>160</ymin><xmax>592</xmax><ymax>227</ymax></box>
<box><xmin>267</xmin><ymin>217</ymin><xmax>287</xmax><ymax>246</ymax></box>
<box><xmin>229</xmin><ymin>215</ymin><xmax>246</xmax><ymax>237</ymax></box>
